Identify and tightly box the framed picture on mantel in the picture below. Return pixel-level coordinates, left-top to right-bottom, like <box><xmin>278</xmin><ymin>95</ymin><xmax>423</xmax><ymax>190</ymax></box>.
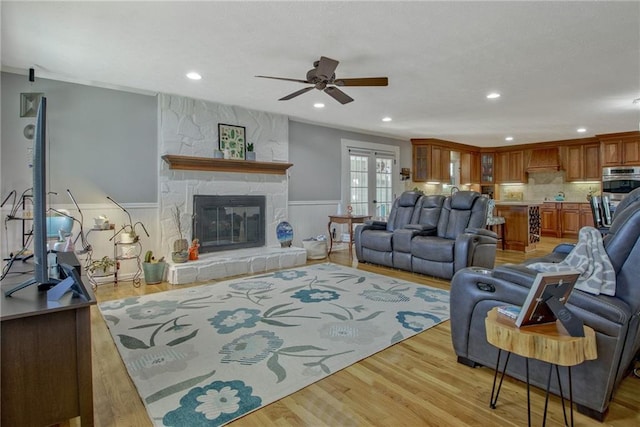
<box><xmin>218</xmin><ymin>123</ymin><xmax>246</xmax><ymax>160</ymax></box>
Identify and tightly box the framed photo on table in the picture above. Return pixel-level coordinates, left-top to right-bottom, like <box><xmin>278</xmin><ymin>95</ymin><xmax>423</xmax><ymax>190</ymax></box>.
<box><xmin>515</xmin><ymin>270</ymin><xmax>581</xmax><ymax>327</ymax></box>
<box><xmin>218</xmin><ymin>123</ymin><xmax>246</xmax><ymax>160</ymax></box>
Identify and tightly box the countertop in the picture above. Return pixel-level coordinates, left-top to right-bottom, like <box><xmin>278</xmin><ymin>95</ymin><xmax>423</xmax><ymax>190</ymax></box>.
<box><xmin>496</xmin><ymin>200</ymin><xmax>589</xmax><ymax>205</ymax></box>
<box><xmin>495</xmin><ymin>201</ymin><xmax>543</xmax><ymax>206</ymax></box>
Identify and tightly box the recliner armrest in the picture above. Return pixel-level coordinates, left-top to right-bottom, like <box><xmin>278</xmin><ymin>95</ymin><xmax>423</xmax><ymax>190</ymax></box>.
<box><xmin>492</xmin><ymin>264</ymin><xmax>538</xmax><ymax>288</ymax></box>
<box><xmin>553</xmin><ymin>243</ymin><xmax>575</xmax><ymax>254</ymax></box>
<box><xmin>364</xmin><ymin>220</ymin><xmax>387</xmax><ymax>229</ymax></box>
<box><xmin>404</xmin><ymin>224</ymin><xmax>437</xmax><ymax>235</ymax></box>
<box><xmin>464</xmin><ymin>227</ymin><xmax>498</xmax><ymax>239</ymax></box>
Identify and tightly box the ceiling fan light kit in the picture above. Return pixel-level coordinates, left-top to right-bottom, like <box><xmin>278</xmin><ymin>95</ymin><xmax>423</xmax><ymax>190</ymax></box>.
<box><xmin>256</xmin><ymin>56</ymin><xmax>388</xmax><ymax>105</ymax></box>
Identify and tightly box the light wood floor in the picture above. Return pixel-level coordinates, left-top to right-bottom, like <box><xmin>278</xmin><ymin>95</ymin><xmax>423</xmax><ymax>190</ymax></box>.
<box><xmin>80</xmin><ymin>237</ymin><xmax>640</xmax><ymax>427</ymax></box>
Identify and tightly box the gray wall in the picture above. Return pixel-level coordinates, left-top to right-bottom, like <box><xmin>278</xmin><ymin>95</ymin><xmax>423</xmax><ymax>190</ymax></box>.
<box><xmin>1</xmin><ymin>72</ymin><xmax>157</xmax><ymax>204</ymax></box>
<box><xmin>289</xmin><ymin>120</ymin><xmax>409</xmax><ymax>201</ymax></box>
<box><xmin>1</xmin><ymin>70</ymin><xmax>409</xmax><ymax>205</ymax></box>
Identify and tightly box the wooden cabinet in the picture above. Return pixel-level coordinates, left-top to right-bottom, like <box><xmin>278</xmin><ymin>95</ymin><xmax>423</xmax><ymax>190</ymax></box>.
<box><xmin>430</xmin><ymin>145</ymin><xmax>451</xmax><ymax>183</ymax></box>
<box><xmin>580</xmin><ymin>203</ymin><xmax>595</xmax><ymax>228</ymax></box>
<box><xmin>495</xmin><ymin>203</ymin><xmax>540</xmax><ymax>252</ymax></box>
<box><xmin>540</xmin><ymin>202</ymin><xmax>560</xmax><ymax>237</ymax></box>
<box><xmin>480</xmin><ymin>152</ymin><xmax>495</xmax><ymax>184</ymax></box>
<box><xmin>496</xmin><ymin>150</ymin><xmax>525</xmax><ymax>183</ymax></box>
<box><xmin>460</xmin><ymin>151</ymin><xmax>480</xmax><ymax>184</ymax></box>
<box><xmin>563</xmin><ymin>143</ymin><xmax>600</xmax><ymax>181</ymax></box>
<box><xmin>413</xmin><ymin>145</ymin><xmax>428</xmax><ymax>182</ymax></box>
<box><xmin>540</xmin><ymin>202</ymin><xmax>593</xmax><ymax>238</ymax></box>
<box><xmin>1</xmin><ymin>253</ymin><xmax>96</xmax><ymax>427</ymax></box>
<box><xmin>600</xmin><ymin>132</ymin><xmax>640</xmax><ymax>166</ymax></box>
<box><xmin>560</xmin><ymin>203</ymin><xmax>581</xmax><ymax>237</ymax></box>
<box><xmin>411</xmin><ymin>142</ymin><xmax>450</xmax><ymax>183</ymax></box>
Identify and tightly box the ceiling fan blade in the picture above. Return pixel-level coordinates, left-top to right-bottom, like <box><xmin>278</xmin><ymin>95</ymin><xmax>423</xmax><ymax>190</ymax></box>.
<box><xmin>315</xmin><ymin>56</ymin><xmax>340</xmax><ymax>80</ymax></box>
<box><xmin>279</xmin><ymin>86</ymin><xmax>314</xmax><ymax>101</ymax></box>
<box><xmin>324</xmin><ymin>86</ymin><xmax>354</xmax><ymax>104</ymax></box>
<box><xmin>334</xmin><ymin>77</ymin><xmax>389</xmax><ymax>87</ymax></box>
<box><xmin>256</xmin><ymin>75</ymin><xmax>310</xmax><ymax>84</ymax></box>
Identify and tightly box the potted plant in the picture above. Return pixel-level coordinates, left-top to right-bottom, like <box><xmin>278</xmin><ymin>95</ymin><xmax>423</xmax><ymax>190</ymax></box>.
<box><xmin>88</xmin><ymin>256</ymin><xmax>116</xmax><ymax>276</ymax></box>
<box><xmin>142</xmin><ymin>250</ymin><xmax>166</xmax><ymax>284</ymax></box>
<box><xmin>171</xmin><ymin>205</ymin><xmax>189</xmax><ymax>263</ymax></box>
<box><xmin>246</xmin><ymin>142</ymin><xmax>256</xmax><ymax>161</ymax></box>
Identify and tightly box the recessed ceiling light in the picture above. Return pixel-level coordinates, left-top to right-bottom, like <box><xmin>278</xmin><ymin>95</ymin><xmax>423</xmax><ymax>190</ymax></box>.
<box><xmin>577</xmin><ymin>127</ymin><xmax>587</xmax><ymax>133</ymax></box>
<box><xmin>382</xmin><ymin>117</ymin><xmax>392</xmax><ymax>122</ymax></box>
<box><xmin>186</xmin><ymin>72</ymin><xmax>202</xmax><ymax>80</ymax></box>
<box><xmin>313</xmin><ymin>103</ymin><xmax>325</xmax><ymax>109</ymax></box>
<box><xmin>505</xmin><ymin>136</ymin><xmax>514</xmax><ymax>141</ymax></box>
<box><xmin>486</xmin><ymin>92</ymin><xmax>501</xmax><ymax>99</ymax></box>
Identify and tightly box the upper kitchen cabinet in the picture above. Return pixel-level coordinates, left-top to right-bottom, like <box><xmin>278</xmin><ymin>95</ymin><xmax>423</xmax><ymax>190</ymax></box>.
<box><xmin>460</xmin><ymin>151</ymin><xmax>480</xmax><ymax>184</ymax></box>
<box><xmin>412</xmin><ymin>144</ymin><xmax>429</xmax><ymax>182</ymax></box>
<box><xmin>480</xmin><ymin>152</ymin><xmax>494</xmax><ymax>184</ymax></box>
<box><xmin>563</xmin><ymin>143</ymin><xmax>600</xmax><ymax>181</ymax></box>
<box><xmin>495</xmin><ymin>150</ymin><xmax>525</xmax><ymax>183</ymax></box>
<box><xmin>411</xmin><ymin>140</ymin><xmax>452</xmax><ymax>183</ymax></box>
<box><xmin>599</xmin><ymin>131</ymin><xmax>640</xmax><ymax>166</ymax></box>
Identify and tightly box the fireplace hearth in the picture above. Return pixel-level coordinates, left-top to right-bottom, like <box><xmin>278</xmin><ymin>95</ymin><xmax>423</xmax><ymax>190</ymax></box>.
<box><xmin>193</xmin><ymin>195</ymin><xmax>266</xmax><ymax>253</ymax></box>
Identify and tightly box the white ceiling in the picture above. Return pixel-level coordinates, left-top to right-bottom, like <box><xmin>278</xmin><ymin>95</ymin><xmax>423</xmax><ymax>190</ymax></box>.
<box><xmin>2</xmin><ymin>1</ymin><xmax>639</xmax><ymax>147</ymax></box>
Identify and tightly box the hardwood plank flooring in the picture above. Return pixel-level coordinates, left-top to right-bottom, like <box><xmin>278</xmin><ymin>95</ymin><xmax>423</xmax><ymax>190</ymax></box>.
<box><xmin>79</xmin><ymin>237</ymin><xmax>640</xmax><ymax>426</ymax></box>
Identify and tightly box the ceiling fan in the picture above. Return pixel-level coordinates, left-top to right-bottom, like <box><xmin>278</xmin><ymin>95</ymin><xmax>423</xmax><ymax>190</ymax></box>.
<box><xmin>256</xmin><ymin>56</ymin><xmax>388</xmax><ymax>104</ymax></box>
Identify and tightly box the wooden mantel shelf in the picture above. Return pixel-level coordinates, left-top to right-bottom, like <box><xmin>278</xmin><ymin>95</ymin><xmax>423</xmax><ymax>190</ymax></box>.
<box><xmin>162</xmin><ymin>155</ymin><xmax>293</xmax><ymax>175</ymax></box>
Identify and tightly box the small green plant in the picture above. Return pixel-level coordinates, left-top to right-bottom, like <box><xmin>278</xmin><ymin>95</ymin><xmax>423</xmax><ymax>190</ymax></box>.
<box><xmin>144</xmin><ymin>250</ymin><xmax>165</xmax><ymax>264</ymax></box>
<box><xmin>88</xmin><ymin>256</ymin><xmax>116</xmax><ymax>274</ymax></box>
<box><xmin>247</xmin><ymin>143</ymin><xmax>254</xmax><ymax>152</ymax></box>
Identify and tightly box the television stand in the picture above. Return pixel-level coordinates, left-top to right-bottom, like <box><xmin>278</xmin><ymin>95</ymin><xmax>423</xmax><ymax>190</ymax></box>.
<box><xmin>1</xmin><ymin>252</ymin><xmax>96</xmax><ymax>427</ymax></box>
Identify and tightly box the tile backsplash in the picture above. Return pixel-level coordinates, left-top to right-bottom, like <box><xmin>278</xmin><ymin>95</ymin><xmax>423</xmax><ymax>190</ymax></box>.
<box><xmin>499</xmin><ymin>171</ymin><xmax>599</xmax><ymax>202</ymax></box>
<box><xmin>407</xmin><ymin>171</ymin><xmax>600</xmax><ymax>203</ymax></box>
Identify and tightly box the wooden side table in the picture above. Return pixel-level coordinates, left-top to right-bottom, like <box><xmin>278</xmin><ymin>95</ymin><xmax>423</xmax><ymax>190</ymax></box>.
<box><xmin>485</xmin><ymin>307</ymin><xmax>597</xmax><ymax>426</ymax></box>
<box><xmin>327</xmin><ymin>214</ymin><xmax>371</xmax><ymax>258</ymax></box>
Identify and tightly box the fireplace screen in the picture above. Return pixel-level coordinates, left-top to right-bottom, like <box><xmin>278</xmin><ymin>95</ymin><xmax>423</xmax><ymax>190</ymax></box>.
<box><xmin>193</xmin><ymin>195</ymin><xmax>265</xmax><ymax>253</ymax></box>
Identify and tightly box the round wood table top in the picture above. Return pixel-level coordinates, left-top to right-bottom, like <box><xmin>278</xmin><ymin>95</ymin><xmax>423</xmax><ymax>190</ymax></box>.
<box><xmin>485</xmin><ymin>307</ymin><xmax>597</xmax><ymax>367</ymax></box>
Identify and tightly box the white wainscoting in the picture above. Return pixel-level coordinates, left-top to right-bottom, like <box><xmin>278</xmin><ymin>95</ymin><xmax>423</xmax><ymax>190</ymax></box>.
<box><xmin>1</xmin><ymin>203</ymin><xmax>159</xmax><ymax>284</ymax></box>
<box><xmin>288</xmin><ymin>200</ymin><xmax>356</xmax><ymax>247</ymax></box>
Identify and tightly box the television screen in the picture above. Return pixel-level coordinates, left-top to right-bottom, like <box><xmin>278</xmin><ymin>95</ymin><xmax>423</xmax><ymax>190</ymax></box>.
<box><xmin>5</xmin><ymin>97</ymin><xmax>56</xmax><ymax>296</ymax></box>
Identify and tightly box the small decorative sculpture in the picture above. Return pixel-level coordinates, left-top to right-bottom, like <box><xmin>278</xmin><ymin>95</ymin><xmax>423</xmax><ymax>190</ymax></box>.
<box><xmin>189</xmin><ymin>238</ymin><xmax>200</xmax><ymax>260</ymax></box>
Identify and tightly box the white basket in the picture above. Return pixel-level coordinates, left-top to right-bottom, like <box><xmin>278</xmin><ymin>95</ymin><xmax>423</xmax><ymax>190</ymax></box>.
<box><xmin>302</xmin><ymin>240</ymin><xmax>328</xmax><ymax>260</ymax></box>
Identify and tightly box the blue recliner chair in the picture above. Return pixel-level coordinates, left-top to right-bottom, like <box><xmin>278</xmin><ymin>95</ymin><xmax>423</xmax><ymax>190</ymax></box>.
<box><xmin>450</xmin><ymin>187</ymin><xmax>640</xmax><ymax>420</ymax></box>
<box><xmin>354</xmin><ymin>191</ymin><xmax>424</xmax><ymax>268</ymax></box>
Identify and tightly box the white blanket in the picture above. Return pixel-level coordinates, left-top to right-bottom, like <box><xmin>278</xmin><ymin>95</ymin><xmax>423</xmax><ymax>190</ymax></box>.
<box><xmin>527</xmin><ymin>226</ymin><xmax>616</xmax><ymax>296</ymax></box>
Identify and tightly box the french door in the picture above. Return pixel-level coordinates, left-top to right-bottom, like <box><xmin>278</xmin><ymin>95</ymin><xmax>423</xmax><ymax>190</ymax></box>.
<box><xmin>344</xmin><ymin>143</ymin><xmax>397</xmax><ymax>218</ymax></box>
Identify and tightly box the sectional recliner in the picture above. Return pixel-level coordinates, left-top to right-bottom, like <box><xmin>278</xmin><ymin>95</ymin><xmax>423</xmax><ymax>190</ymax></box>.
<box><xmin>354</xmin><ymin>190</ymin><xmax>498</xmax><ymax>279</ymax></box>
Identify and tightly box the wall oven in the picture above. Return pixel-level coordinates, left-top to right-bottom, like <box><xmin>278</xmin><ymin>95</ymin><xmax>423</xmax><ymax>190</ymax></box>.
<box><xmin>602</xmin><ymin>166</ymin><xmax>640</xmax><ymax>212</ymax></box>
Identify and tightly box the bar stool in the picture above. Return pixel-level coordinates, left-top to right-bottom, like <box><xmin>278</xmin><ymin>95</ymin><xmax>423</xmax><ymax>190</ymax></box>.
<box><xmin>486</xmin><ymin>198</ymin><xmax>506</xmax><ymax>250</ymax></box>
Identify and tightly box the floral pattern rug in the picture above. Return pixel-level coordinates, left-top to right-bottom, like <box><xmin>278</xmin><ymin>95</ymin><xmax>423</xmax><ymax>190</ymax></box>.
<box><xmin>99</xmin><ymin>263</ymin><xmax>450</xmax><ymax>426</ymax></box>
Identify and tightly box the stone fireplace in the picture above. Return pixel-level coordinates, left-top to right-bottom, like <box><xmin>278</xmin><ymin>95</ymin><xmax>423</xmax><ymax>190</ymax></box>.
<box><xmin>158</xmin><ymin>94</ymin><xmax>305</xmax><ymax>284</ymax></box>
<box><xmin>193</xmin><ymin>195</ymin><xmax>266</xmax><ymax>253</ymax></box>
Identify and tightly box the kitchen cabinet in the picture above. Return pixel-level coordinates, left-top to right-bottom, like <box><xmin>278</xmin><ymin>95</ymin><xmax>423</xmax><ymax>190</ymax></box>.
<box><xmin>541</xmin><ymin>202</ymin><xmax>594</xmax><ymax>238</ymax></box>
<box><xmin>495</xmin><ymin>150</ymin><xmax>525</xmax><ymax>183</ymax></box>
<box><xmin>413</xmin><ymin>145</ymin><xmax>428</xmax><ymax>182</ymax></box>
<box><xmin>540</xmin><ymin>202</ymin><xmax>560</xmax><ymax>237</ymax></box>
<box><xmin>600</xmin><ymin>133</ymin><xmax>640</xmax><ymax>166</ymax></box>
<box><xmin>411</xmin><ymin>142</ymin><xmax>450</xmax><ymax>183</ymax></box>
<box><xmin>480</xmin><ymin>152</ymin><xmax>494</xmax><ymax>184</ymax></box>
<box><xmin>560</xmin><ymin>203</ymin><xmax>581</xmax><ymax>237</ymax></box>
<box><xmin>563</xmin><ymin>143</ymin><xmax>600</xmax><ymax>182</ymax></box>
<box><xmin>495</xmin><ymin>203</ymin><xmax>540</xmax><ymax>252</ymax></box>
<box><xmin>460</xmin><ymin>151</ymin><xmax>480</xmax><ymax>184</ymax></box>
<box><xmin>580</xmin><ymin>203</ymin><xmax>595</xmax><ymax>229</ymax></box>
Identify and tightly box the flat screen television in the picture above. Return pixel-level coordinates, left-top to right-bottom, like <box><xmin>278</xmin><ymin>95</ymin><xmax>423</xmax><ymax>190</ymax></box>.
<box><xmin>5</xmin><ymin>97</ymin><xmax>58</xmax><ymax>296</ymax></box>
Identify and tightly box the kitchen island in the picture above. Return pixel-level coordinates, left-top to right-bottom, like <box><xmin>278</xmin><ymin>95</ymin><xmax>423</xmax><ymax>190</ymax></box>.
<box><xmin>495</xmin><ymin>201</ymin><xmax>542</xmax><ymax>252</ymax></box>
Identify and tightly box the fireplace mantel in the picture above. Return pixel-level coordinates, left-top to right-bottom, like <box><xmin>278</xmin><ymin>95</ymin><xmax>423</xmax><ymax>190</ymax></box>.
<box><xmin>162</xmin><ymin>155</ymin><xmax>293</xmax><ymax>175</ymax></box>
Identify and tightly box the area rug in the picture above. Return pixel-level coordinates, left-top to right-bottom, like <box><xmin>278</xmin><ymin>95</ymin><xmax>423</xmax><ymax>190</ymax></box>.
<box><xmin>99</xmin><ymin>263</ymin><xmax>450</xmax><ymax>426</ymax></box>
